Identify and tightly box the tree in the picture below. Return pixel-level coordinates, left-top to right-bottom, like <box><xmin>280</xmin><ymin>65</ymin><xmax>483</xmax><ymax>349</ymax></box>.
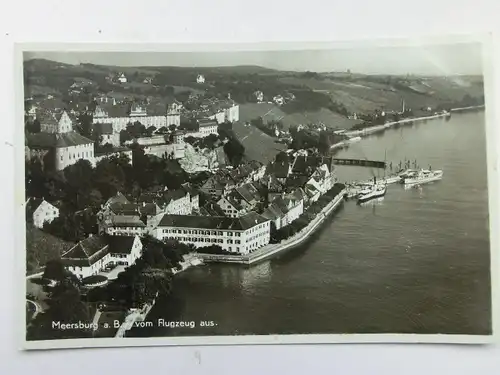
<box><xmin>27</xmin><ymin>280</ymin><xmax>92</xmax><ymax>340</ymax></box>
<box><xmin>77</xmin><ymin>113</ymin><xmax>93</xmax><ymax>138</ymax></box>
<box><xmin>165</xmin><ymin>86</ymin><xmax>175</xmax><ymax>96</ymax></box>
<box><xmin>93</xmin><ymin>158</ymin><xmax>126</xmax><ymax>199</ymax></box>
<box><xmin>145</xmin><ymin>126</ymin><xmax>157</xmax><ymax>137</ymax></box>
<box><xmin>26</xmin><ymin>119</ymin><xmax>41</xmax><ymax>133</ymax></box>
<box><xmin>43</xmin><ymin>259</ymin><xmax>67</xmax><ymax>282</ymax></box>
<box><xmin>63</xmin><ymin>159</ymin><xmax>94</xmax><ymax>210</ymax></box>
<box><xmin>223</xmin><ymin>138</ymin><xmax>245</xmax><ymax>166</ymax></box>
<box><xmin>119</xmin><ymin>129</ymin><xmax>133</xmax><ymax>145</ymax></box>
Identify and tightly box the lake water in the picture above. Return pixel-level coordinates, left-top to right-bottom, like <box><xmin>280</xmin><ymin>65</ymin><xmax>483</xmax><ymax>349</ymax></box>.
<box><xmin>130</xmin><ymin>111</ymin><xmax>492</xmax><ymax>337</ymax></box>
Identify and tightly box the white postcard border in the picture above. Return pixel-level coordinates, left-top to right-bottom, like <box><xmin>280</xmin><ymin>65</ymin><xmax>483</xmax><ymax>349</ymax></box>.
<box><xmin>15</xmin><ymin>34</ymin><xmax>499</xmax><ymax>351</ymax></box>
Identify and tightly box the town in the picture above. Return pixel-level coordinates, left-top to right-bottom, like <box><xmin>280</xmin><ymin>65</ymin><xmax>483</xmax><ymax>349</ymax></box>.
<box><xmin>24</xmin><ymin>66</ymin><xmax>352</xmax><ymax>340</ymax></box>
<box><xmin>24</xmin><ymin>59</ymin><xmax>485</xmax><ymax>341</ymax></box>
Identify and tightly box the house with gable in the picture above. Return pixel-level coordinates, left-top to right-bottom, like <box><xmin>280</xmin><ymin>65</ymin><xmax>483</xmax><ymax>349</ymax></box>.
<box><xmin>262</xmin><ymin>189</ymin><xmax>305</xmax><ymax>230</ymax></box>
<box><xmin>26</xmin><ymin>197</ymin><xmax>60</xmax><ymax>229</ymax></box>
<box><xmin>60</xmin><ymin>234</ymin><xmax>143</xmax><ymax>280</ymax></box>
<box><xmin>217</xmin><ymin>182</ymin><xmax>263</xmax><ymax>218</ymax></box>
<box><xmin>60</xmin><ymin>235</ymin><xmax>110</xmax><ymax>279</ymax></box>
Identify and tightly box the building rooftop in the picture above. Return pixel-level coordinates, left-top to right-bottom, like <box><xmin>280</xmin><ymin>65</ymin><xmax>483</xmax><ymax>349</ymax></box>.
<box><xmin>108</xmin><ymin>203</ymin><xmax>140</xmax><ymax>216</ymax></box>
<box><xmin>109</xmin><ymin>215</ymin><xmax>146</xmax><ymax>227</ymax></box>
<box><xmin>107</xmin><ymin>235</ymin><xmax>140</xmax><ymax>255</ymax></box>
<box><xmin>60</xmin><ymin>235</ymin><xmax>109</xmax><ymax>267</ymax></box>
<box><xmin>158</xmin><ymin>211</ymin><xmax>269</xmax><ymax>231</ymax></box>
<box><xmin>26</xmin><ymin>131</ymin><xmax>93</xmax><ymax>149</ymax></box>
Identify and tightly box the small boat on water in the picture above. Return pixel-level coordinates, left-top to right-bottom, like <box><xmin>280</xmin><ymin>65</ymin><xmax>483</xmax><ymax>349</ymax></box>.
<box><xmin>401</xmin><ymin>168</ymin><xmax>443</xmax><ymax>185</ymax></box>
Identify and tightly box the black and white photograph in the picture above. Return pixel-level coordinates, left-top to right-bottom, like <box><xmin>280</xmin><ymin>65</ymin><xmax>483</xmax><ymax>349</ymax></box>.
<box><xmin>19</xmin><ymin>39</ymin><xmax>495</xmax><ymax>349</ymax></box>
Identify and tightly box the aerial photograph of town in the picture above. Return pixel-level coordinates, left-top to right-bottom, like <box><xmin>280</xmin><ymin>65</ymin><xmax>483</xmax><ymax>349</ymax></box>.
<box><xmin>22</xmin><ymin>42</ymin><xmax>492</xmax><ymax>347</ymax></box>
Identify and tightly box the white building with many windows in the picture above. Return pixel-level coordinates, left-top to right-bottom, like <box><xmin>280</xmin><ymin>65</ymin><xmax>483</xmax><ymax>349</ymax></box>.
<box><xmin>151</xmin><ymin>212</ymin><xmax>270</xmax><ymax>255</ymax></box>
<box><xmin>26</xmin><ymin>110</ymin><xmax>95</xmax><ymax>171</ymax></box>
<box><xmin>93</xmin><ymin>104</ymin><xmax>180</xmax><ymax>133</ymax></box>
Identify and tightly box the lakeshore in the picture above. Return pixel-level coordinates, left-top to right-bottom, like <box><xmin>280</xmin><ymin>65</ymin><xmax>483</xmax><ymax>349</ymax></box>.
<box><xmin>138</xmin><ymin>109</ymin><xmax>490</xmax><ymax>337</ymax></box>
<box><xmin>197</xmin><ymin>189</ymin><xmax>346</xmax><ymax>265</ymax></box>
<box><xmin>118</xmin><ymin>107</ymin><xmax>488</xmax><ymax>335</ymax></box>
<box><xmin>330</xmin><ymin>105</ymin><xmax>485</xmax><ymax>151</ymax></box>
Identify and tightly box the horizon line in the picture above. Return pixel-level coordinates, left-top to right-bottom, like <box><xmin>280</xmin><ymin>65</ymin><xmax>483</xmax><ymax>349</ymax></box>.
<box><xmin>23</xmin><ymin>57</ymin><xmax>483</xmax><ymax>78</ymax></box>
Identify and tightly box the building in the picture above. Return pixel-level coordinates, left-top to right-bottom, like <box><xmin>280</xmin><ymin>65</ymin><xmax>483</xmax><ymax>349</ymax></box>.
<box><xmin>208</xmin><ymin>109</ymin><xmax>226</xmax><ymax>124</ymax></box>
<box><xmin>39</xmin><ymin>110</ymin><xmax>73</xmax><ymax>134</ymax></box>
<box><xmin>94</xmin><ymin>147</ymin><xmax>133</xmax><ymax>165</ymax></box>
<box><xmin>107</xmin><ymin>235</ymin><xmax>143</xmax><ymax>267</ymax></box>
<box><xmin>181</xmin><ymin>182</ymin><xmax>200</xmax><ymax>213</ymax></box>
<box><xmin>93</xmin><ymin>104</ymin><xmax>180</xmax><ymax>133</ymax></box>
<box><xmin>102</xmin><ymin>215</ymin><xmax>147</xmax><ymax>237</ymax></box>
<box><xmin>97</xmin><ymin>193</ymin><xmax>157</xmax><ymax>236</ymax></box>
<box><xmin>151</xmin><ymin>211</ymin><xmax>271</xmax><ymax>255</ymax></box>
<box><xmin>118</xmin><ymin>73</ymin><xmax>127</xmax><ymax>83</ymax></box>
<box><xmin>196</xmin><ymin>74</ymin><xmax>205</xmax><ymax>84</ymax></box>
<box><xmin>262</xmin><ymin>194</ymin><xmax>304</xmax><ymax>230</ymax></box>
<box><xmin>200</xmin><ymin>161</ymin><xmax>266</xmax><ymax>198</ymax></box>
<box><xmin>60</xmin><ymin>235</ymin><xmax>110</xmax><ymax>279</ymax></box>
<box><xmin>166</xmin><ymin>98</ymin><xmax>183</xmax><ymax>114</ymax></box>
<box><xmin>26</xmin><ymin>105</ymin><xmax>38</xmax><ymax>121</ymax></box>
<box><xmin>163</xmin><ymin>189</ymin><xmax>192</xmax><ymax>215</ymax></box>
<box><xmin>60</xmin><ymin>234</ymin><xmax>143</xmax><ymax>280</ymax></box>
<box><xmin>26</xmin><ymin>197</ymin><xmax>59</xmax><ymax>229</ymax></box>
<box><xmin>93</xmin><ymin>122</ymin><xmax>120</xmax><ymax>147</ymax></box>
<box><xmin>254</xmin><ymin>91</ymin><xmax>264</xmax><ymax>102</ymax></box>
<box><xmin>217</xmin><ymin>182</ymin><xmax>262</xmax><ymax>218</ymax></box>
<box><xmin>26</xmin><ymin>110</ymin><xmax>95</xmax><ymax>171</ymax></box>
<box><xmin>133</xmin><ymin>187</ymin><xmax>195</xmax><ymax>216</ymax></box>
<box><xmin>273</xmin><ymin>95</ymin><xmax>284</xmax><ymax>105</ymax></box>
<box><xmin>224</xmin><ymin>103</ymin><xmax>240</xmax><ymax>123</ymax></box>
<box><xmin>197</xmin><ymin>118</ymin><xmax>219</xmax><ymax>137</ymax></box>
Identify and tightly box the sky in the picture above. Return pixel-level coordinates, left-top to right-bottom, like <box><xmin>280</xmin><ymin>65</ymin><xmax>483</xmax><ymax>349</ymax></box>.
<box><xmin>24</xmin><ymin>42</ymin><xmax>484</xmax><ymax>76</ymax></box>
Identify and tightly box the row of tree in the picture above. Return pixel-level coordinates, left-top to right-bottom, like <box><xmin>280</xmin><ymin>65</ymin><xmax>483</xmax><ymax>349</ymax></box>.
<box><xmin>269</xmin><ymin>183</ymin><xmax>345</xmax><ymax>244</ymax></box>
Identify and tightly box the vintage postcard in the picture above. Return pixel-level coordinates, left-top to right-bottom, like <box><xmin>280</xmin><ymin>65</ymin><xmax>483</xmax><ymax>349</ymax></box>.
<box><xmin>17</xmin><ymin>36</ymin><xmax>497</xmax><ymax>350</ymax></box>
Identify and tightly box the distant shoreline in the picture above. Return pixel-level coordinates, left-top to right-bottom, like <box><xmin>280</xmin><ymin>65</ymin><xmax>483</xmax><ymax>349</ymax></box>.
<box><xmin>331</xmin><ymin>105</ymin><xmax>485</xmax><ymax>149</ymax></box>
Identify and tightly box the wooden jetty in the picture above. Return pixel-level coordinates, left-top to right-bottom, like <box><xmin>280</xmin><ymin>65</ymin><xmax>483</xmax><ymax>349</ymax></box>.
<box><xmin>333</xmin><ymin>158</ymin><xmax>386</xmax><ymax>168</ymax></box>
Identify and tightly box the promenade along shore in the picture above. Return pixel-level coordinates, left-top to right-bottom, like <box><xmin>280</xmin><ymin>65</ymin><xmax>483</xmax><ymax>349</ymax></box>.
<box><xmin>197</xmin><ymin>189</ymin><xmax>346</xmax><ymax>265</ymax></box>
<box><xmin>330</xmin><ymin>105</ymin><xmax>486</xmax><ymax>150</ymax></box>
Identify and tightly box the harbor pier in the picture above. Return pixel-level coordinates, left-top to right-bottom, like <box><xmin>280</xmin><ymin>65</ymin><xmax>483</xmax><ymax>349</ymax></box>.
<box><xmin>333</xmin><ymin>158</ymin><xmax>386</xmax><ymax>168</ymax></box>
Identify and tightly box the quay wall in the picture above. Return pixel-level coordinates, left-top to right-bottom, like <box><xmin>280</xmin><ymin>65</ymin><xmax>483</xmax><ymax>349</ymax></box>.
<box><xmin>198</xmin><ymin>189</ymin><xmax>346</xmax><ymax>265</ymax></box>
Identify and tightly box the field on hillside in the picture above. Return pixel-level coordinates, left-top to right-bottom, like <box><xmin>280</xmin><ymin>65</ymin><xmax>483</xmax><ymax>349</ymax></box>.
<box><xmin>279</xmin><ymin>76</ymin><xmax>484</xmax><ymax>114</ymax></box>
<box><xmin>239</xmin><ymin>103</ymin><xmax>357</xmax><ymax>130</ymax></box>
<box><xmin>232</xmin><ymin>120</ymin><xmax>286</xmax><ymax>164</ymax></box>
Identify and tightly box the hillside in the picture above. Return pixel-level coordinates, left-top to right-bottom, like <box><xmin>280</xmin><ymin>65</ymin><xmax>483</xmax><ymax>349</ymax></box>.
<box><xmin>278</xmin><ymin>75</ymin><xmax>484</xmax><ymax>115</ymax></box>
<box><xmin>26</xmin><ymin>223</ymin><xmax>73</xmax><ymax>275</ymax></box>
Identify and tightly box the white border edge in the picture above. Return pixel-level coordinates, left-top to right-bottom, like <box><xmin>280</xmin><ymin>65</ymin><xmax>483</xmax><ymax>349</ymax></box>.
<box><xmin>15</xmin><ymin>33</ymin><xmax>499</xmax><ymax>351</ymax></box>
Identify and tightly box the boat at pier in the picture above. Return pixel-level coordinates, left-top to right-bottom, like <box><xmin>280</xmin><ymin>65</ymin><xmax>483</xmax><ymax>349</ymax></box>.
<box><xmin>401</xmin><ymin>169</ymin><xmax>443</xmax><ymax>185</ymax></box>
<box><xmin>357</xmin><ymin>177</ymin><xmax>387</xmax><ymax>204</ymax></box>
<box><xmin>357</xmin><ymin>183</ymin><xmax>387</xmax><ymax>204</ymax></box>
